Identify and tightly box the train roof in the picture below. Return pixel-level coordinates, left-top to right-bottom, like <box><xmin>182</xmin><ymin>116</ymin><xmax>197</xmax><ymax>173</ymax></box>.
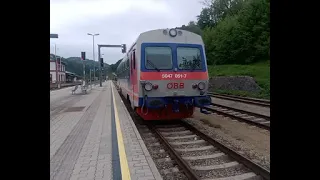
<box><xmin>127</xmin><ymin>28</ymin><xmax>203</xmax><ymax>52</ymax></box>
<box><xmin>117</xmin><ymin>28</ymin><xmax>204</xmax><ymax>72</ymax></box>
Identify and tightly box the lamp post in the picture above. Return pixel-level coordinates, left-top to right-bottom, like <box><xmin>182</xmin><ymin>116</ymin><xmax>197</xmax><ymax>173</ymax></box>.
<box><xmin>87</xmin><ymin>33</ymin><xmax>99</xmax><ymax>85</ymax></box>
<box><xmin>54</xmin><ymin>45</ymin><xmax>61</xmax><ymax>87</ymax></box>
<box><xmin>50</xmin><ymin>33</ymin><xmax>59</xmax><ymax>86</ymax></box>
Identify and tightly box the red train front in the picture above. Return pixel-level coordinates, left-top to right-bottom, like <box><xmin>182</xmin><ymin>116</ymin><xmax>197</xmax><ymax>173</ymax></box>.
<box><xmin>116</xmin><ymin>28</ymin><xmax>212</xmax><ymax>120</ymax></box>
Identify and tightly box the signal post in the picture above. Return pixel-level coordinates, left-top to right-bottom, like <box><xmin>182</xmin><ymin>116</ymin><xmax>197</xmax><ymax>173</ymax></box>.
<box><xmin>97</xmin><ymin>44</ymin><xmax>126</xmax><ymax>87</ymax></box>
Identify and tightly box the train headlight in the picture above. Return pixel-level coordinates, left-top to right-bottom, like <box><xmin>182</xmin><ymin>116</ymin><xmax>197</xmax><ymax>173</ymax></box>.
<box><xmin>144</xmin><ymin>82</ymin><xmax>153</xmax><ymax>91</ymax></box>
<box><xmin>163</xmin><ymin>30</ymin><xmax>168</xmax><ymax>35</ymax></box>
<box><xmin>192</xmin><ymin>83</ymin><xmax>198</xmax><ymax>89</ymax></box>
<box><xmin>169</xmin><ymin>28</ymin><xmax>177</xmax><ymax>37</ymax></box>
<box><xmin>152</xmin><ymin>84</ymin><xmax>158</xmax><ymax>89</ymax></box>
<box><xmin>198</xmin><ymin>82</ymin><xmax>205</xmax><ymax>90</ymax></box>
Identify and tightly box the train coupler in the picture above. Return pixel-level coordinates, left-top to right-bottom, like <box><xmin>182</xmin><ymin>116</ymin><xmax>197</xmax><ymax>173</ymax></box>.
<box><xmin>200</xmin><ymin>107</ymin><xmax>211</xmax><ymax>115</ymax></box>
<box><xmin>172</xmin><ymin>99</ymin><xmax>180</xmax><ymax>113</ymax></box>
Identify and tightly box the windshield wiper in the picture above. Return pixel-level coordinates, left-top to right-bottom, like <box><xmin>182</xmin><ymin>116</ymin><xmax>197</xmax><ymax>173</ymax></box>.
<box><xmin>190</xmin><ymin>55</ymin><xmax>201</xmax><ymax>72</ymax></box>
<box><xmin>190</xmin><ymin>61</ymin><xmax>196</xmax><ymax>72</ymax></box>
<box><xmin>147</xmin><ymin>59</ymin><xmax>160</xmax><ymax>72</ymax></box>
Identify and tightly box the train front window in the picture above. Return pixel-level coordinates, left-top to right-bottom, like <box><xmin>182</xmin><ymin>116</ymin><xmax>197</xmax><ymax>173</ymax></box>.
<box><xmin>145</xmin><ymin>47</ymin><xmax>172</xmax><ymax>70</ymax></box>
<box><xmin>177</xmin><ymin>47</ymin><xmax>202</xmax><ymax>70</ymax></box>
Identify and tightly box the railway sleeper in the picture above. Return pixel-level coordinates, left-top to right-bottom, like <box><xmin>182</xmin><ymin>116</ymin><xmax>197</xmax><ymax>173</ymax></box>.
<box><xmin>160</xmin><ymin>167</ymin><xmax>180</xmax><ymax>175</ymax></box>
<box><xmin>175</xmin><ymin>145</ymin><xmax>215</xmax><ymax>152</ymax></box>
<box><xmin>169</xmin><ymin>140</ymin><xmax>205</xmax><ymax>146</ymax></box>
<box><xmin>156</xmin><ymin>157</ymin><xmax>173</xmax><ymax>163</ymax></box>
<box><xmin>165</xmin><ymin>134</ymin><xmax>197</xmax><ymax>140</ymax></box>
<box><xmin>148</xmin><ymin>142</ymin><xmax>161</xmax><ymax>147</ymax></box>
<box><xmin>160</xmin><ymin>130</ymin><xmax>192</xmax><ymax>136</ymax></box>
<box><xmin>202</xmin><ymin>172</ymin><xmax>260</xmax><ymax>180</ymax></box>
<box><xmin>192</xmin><ymin>161</ymin><xmax>239</xmax><ymax>171</ymax></box>
<box><xmin>182</xmin><ymin>153</ymin><xmax>225</xmax><ymax>161</ymax></box>
<box><xmin>157</xmin><ymin>127</ymin><xmax>187</xmax><ymax>132</ymax></box>
<box><xmin>251</xmin><ymin>118</ymin><xmax>266</xmax><ymax>122</ymax></box>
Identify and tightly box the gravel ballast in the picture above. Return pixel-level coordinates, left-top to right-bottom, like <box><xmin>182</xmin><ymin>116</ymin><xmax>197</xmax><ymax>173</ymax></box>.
<box><xmin>186</xmin><ymin>109</ymin><xmax>270</xmax><ymax>170</ymax></box>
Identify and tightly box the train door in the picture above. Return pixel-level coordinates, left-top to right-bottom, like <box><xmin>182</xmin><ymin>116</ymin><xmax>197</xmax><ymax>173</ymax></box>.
<box><xmin>130</xmin><ymin>50</ymin><xmax>137</xmax><ymax>109</ymax></box>
<box><xmin>128</xmin><ymin>55</ymin><xmax>131</xmax><ymax>90</ymax></box>
<box><xmin>130</xmin><ymin>51</ymin><xmax>134</xmax><ymax>108</ymax></box>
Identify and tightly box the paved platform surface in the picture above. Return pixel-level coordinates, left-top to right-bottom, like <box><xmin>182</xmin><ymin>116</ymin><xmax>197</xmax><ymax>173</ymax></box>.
<box><xmin>50</xmin><ymin>81</ymin><xmax>162</xmax><ymax>180</ymax></box>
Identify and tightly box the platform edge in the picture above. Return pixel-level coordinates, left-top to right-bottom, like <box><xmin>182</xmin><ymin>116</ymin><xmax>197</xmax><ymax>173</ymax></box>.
<box><xmin>111</xmin><ymin>82</ymin><xmax>163</xmax><ymax>180</ymax></box>
<box><xmin>111</xmin><ymin>85</ymin><xmax>132</xmax><ymax>180</ymax></box>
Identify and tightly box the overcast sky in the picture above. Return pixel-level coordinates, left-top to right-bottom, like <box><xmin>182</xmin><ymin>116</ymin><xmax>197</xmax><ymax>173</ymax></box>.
<box><xmin>50</xmin><ymin>0</ymin><xmax>205</xmax><ymax>65</ymax></box>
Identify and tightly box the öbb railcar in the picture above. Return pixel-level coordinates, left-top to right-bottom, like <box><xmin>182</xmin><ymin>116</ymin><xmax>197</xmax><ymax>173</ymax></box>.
<box><xmin>116</xmin><ymin>28</ymin><xmax>211</xmax><ymax>120</ymax></box>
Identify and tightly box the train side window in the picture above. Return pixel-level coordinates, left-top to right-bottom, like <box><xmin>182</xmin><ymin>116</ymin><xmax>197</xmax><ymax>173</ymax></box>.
<box><xmin>127</xmin><ymin>59</ymin><xmax>129</xmax><ymax>69</ymax></box>
<box><xmin>133</xmin><ymin>50</ymin><xmax>136</xmax><ymax>69</ymax></box>
<box><xmin>130</xmin><ymin>54</ymin><xmax>133</xmax><ymax>73</ymax></box>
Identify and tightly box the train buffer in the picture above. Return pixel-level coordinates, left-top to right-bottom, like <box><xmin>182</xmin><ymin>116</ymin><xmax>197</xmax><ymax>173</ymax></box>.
<box><xmin>50</xmin><ymin>80</ymin><xmax>162</xmax><ymax>180</ymax></box>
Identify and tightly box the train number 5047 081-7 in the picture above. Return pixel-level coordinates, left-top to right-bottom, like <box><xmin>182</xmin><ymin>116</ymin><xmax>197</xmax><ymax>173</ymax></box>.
<box><xmin>161</xmin><ymin>74</ymin><xmax>187</xmax><ymax>79</ymax></box>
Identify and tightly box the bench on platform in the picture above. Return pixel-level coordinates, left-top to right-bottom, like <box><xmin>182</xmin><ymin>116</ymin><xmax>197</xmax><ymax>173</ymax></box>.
<box><xmin>81</xmin><ymin>85</ymin><xmax>88</xmax><ymax>94</ymax></box>
<box><xmin>71</xmin><ymin>85</ymin><xmax>79</xmax><ymax>94</ymax></box>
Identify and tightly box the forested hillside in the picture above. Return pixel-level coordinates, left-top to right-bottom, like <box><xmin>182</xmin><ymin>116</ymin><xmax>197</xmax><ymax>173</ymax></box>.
<box><xmin>50</xmin><ymin>54</ymin><xmax>110</xmax><ymax>78</ymax></box>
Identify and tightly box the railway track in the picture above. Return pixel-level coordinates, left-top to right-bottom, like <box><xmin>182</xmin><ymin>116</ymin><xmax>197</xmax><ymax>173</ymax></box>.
<box><xmin>209</xmin><ymin>93</ymin><xmax>270</xmax><ymax>107</ymax></box>
<box><xmin>142</xmin><ymin>121</ymin><xmax>269</xmax><ymax>180</ymax></box>
<box><xmin>203</xmin><ymin>103</ymin><xmax>270</xmax><ymax>130</ymax></box>
<box><xmin>113</xmin><ymin>81</ymin><xmax>269</xmax><ymax>180</ymax></box>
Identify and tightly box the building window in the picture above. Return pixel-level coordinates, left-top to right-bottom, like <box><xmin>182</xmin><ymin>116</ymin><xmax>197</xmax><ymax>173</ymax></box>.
<box><xmin>50</xmin><ymin>74</ymin><xmax>52</xmax><ymax>82</ymax></box>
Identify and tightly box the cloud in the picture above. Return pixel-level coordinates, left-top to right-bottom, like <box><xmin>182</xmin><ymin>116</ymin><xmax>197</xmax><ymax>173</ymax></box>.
<box><xmin>50</xmin><ymin>0</ymin><xmax>204</xmax><ymax>64</ymax></box>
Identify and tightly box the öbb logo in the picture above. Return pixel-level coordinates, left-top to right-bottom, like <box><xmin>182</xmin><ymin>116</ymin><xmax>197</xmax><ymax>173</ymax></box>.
<box><xmin>167</xmin><ymin>83</ymin><xmax>184</xmax><ymax>89</ymax></box>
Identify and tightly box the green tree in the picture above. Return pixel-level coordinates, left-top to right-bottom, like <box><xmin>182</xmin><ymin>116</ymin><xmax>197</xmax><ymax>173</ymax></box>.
<box><xmin>177</xmin><ymin>21</ymin><xmax>202</xmax><ymax>35</ymax></box>
<box><xmin>197</xmin><ymin>0</ymin><xmax>245</xmax><ymax>29</ymax></box>
<box><xmin>201</xmin><ymin>0</ymin><xmax>269</xmax><ymax>64</ymax></box>
<box><xmin>197</xmin><ymin>7</ymin><xmax>217</xmax><ymax>29</ymax></box>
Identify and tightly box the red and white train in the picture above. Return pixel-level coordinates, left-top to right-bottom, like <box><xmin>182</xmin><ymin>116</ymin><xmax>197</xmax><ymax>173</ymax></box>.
<box><xmin>116</xmin><ymin>28</ymin><xmax>212</xmax><ymax>120</ymax></box>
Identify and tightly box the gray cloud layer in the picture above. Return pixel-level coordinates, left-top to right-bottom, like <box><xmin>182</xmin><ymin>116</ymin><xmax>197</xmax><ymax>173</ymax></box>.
<box><xmin>50</xmin><ymin>0</ymin><xmax>204</xmax><ymax>64</ymax></box>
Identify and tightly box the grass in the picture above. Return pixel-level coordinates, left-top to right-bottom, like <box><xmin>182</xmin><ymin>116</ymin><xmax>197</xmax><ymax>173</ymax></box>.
<box><xmin>207</xmin><ymin>60</ymin><xmax>270</xmax><ymax>99</ymax></box>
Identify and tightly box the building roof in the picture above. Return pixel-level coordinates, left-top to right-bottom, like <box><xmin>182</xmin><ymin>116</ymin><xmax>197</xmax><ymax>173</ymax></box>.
<box><xmin>50</xmin><ymin>59</ymin><xmax>66</xmax><ymax>65</ymax></box>
<box><xmin>66</xmin><ymin>71</ymin><xmax>74</xmax><ymax>74</ymax></box>
<box><xmin>66</xmin><ymin>71</ymin><xmax>81</xmax><ymax>77</ymax></box>
<box><xmin>50</xmin><ymin>55</ymin><xmax>66</xmax><ymax>65</ymax></box>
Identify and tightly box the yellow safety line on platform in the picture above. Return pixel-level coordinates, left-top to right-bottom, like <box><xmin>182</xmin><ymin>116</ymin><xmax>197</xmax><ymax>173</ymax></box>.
<box><xmin>111</xmin><ymin>84</ymin><xmax>132</xmax><ymax>180</ymax></box>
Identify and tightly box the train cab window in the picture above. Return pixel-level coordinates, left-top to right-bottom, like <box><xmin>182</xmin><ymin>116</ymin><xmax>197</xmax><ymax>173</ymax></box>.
<box><xmin>177</xmin><ymin>47</ymin><xmax>202</xmax><ymax>70</ymax></box>
<box><xmin>145</xmin><ymin>47</ymin><xmax>172</xmax><ymax>70</ymax></box>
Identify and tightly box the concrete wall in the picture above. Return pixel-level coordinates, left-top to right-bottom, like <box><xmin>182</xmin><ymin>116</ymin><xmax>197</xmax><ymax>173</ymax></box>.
<box><xmin>50</xmin><ymin>62</ymin><xmax>56</xmax><ymax>71</ymax></box>
<box><xmin>50</xmin><ymin>72</ymin><xmax>66</xmax><ymax>83</ymax></box>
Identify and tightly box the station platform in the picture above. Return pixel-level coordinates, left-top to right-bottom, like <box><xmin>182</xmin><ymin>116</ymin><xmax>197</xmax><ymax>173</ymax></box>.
<box><xmin>50</xmin><ymin>81</ymin><xmax>162</xmax><ymax>180</ymax></box>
